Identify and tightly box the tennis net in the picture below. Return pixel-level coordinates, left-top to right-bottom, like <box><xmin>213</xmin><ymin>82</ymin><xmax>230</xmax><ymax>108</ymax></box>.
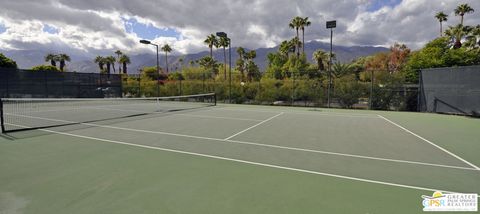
<box><xmin>0</xmin><ymin>93</ymin><xmax>216</xmax><ymax>133</ymax></box>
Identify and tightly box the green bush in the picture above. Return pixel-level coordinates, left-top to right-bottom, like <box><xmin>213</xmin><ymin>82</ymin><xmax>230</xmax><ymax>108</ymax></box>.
<box><xmin>0</xmin><ymin>53</ymin><xmax>17</xmax><ymax>68</ymax></box>
<box><xmin>31</xmin><ymin>65</ymin><xmax>59</xmax><ymax>72</ymax></box>
<box><xmin>334</xmin><ymin>75</ymin><xmax>366</xmax><ymax>108</ymax></box>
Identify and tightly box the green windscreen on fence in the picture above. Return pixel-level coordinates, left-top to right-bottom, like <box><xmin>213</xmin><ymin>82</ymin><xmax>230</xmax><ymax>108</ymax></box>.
<box><xmin>0</xmin><ymin>69</ymin><xmax>122</xmax><ymax>98</ymax></box>
<box><xmin>419</xmin><ymin>65</ymin><xmax>480</xmax><ymax>116</ymax></box>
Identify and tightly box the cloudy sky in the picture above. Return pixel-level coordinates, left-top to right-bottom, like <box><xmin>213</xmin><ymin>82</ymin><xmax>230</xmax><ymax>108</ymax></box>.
<box><xmin>0</xmin><ymin>0</ymin><xmax>478</xmax><ymax>56</ymax></box>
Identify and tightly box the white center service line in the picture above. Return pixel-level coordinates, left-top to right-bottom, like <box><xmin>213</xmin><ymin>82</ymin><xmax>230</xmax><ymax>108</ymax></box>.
<box><xmin>223</xmin><ymin>112</ymin><xmax>284</xmax><ymax>140</ymax></box>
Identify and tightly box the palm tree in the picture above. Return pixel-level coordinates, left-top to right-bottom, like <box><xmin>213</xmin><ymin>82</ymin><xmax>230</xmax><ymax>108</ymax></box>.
<box><xmin>119</xmin><ymin>54</ymin><xmax>131</xmax><ymax>74</ymax></box>
<box><xmin>445</xmin><ymin>24</ymin><xmax>471</xmax><ymax>48</ymax></box>
<box><xmin>289</xmin><ymin>16</ymin><xmax>303</xmax><ymax>57</ymax></box>
<box><xmin>245</xmin><ymin>50</ymin><xmax>257</xmax><ymax>81</ymax></box>
<box><xmin>312</xmin><ymin>49</ymin><xmax>328</xmax><ymax>71</ymax></box>
<box><xmin>115</xmin><ymin>50</ymin><xmax>123</xmax><ymax>73</ymax></box>
<box><xmin>218</xmin><ymin>36</ymin><xmax>230</xmax><ymax>80</ymax></box>
<box><xmin>104</xmin><ymin>56</ymin><xmax>116</xmax><ymax>74</ymax></box>
<box><xmin>161</xmin><ymin>44</ymin><xmax>172</xmax><ymax>73</ymax></box>
<box><xmin>94</xmin><ymin>56</ymin><xmax>105</xmax><ymax>72</ymax></box>
<box><xmin>332</xmin><ymin>63</ymin><xmax>352</xmax><ymax>78</ymax></box>
<box><xmin>204</xmin><ymin>34</ymin><xmax>218</xmax><ymax>58</ymax></box>
<box><xmin>455</xmin><ymin>4</ymin><xmax>474</xmax><ymax>25</ymax></box>
<box><xmin>289</xmin><ymin>37</ymin><xmax>302</xmax><ymax>57</ymax></box>
<box><xmin>465</xmin><ymin>25</ymin><xmax>480</xmax><ymax>48</ymax></box>
<box><xmin>435</xmin><ymin>12</ymin><xmax>448</xmax><ymax>37</ymax></box>
<box><xmin>300</xmin><ymin>17</ymin><xmax>311</xmax><ymax>54</ymax></box>
<box><xmin>45</xmin><ymin>54</ymin><xmax>58</xmax><ymax>67</ymax></box>
<box><xmin>58</xmin><ymin>54</ymin><xmax>70</xmax><ymax>72</ymax></box>
<box><xmin>198</xmin><ymin>56</ymin><xmax>219</xmax><ymax>77</ymax></box>
<box><xmin>236</xmin><ymin>47</ymin><xmax>246</xmax><ymax>79</ymax></box>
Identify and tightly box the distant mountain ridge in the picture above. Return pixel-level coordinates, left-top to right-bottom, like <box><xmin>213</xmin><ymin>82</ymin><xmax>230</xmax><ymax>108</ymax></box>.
<box><xmin>2</xmin><ymin>41</ymin><xmax>388</xmax><ymax>74</ymax></box>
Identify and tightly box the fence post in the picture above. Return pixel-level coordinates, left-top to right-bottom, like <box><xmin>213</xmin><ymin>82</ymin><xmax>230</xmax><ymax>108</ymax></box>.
<box><xmin>417</xmin><ymin>69</ymin><xmax>422</xmax><ymax>112</ymax></box>
<box><xmin>202</xmin><ymin>72</ymin><xmax>205</xmax><ymax>93</ymax></box>
<box><xmin>44</xmin><ymin>71</ymin><xmax>48</xmax><ymax>98</ymax></box>
<box><xmin>6</xmin><ymin>70</ymin><xmax>10</xmax><ymax>98</ymax></box>
<box><xmin>0</xmin><ymin>98</ymin><xmax>5</xmax><ymax>133</ymax></box>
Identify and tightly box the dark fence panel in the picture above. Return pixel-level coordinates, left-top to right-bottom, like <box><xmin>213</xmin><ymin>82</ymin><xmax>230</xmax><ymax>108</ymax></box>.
<box><xmin>0</xmin><ymin>69</ymin><xmax>122</xmax><ymax>98</ymax></box>
<box><xmin>419</xmin><ymin>65</ymin><xmax>480</xmax><ymax>116</ymax></box>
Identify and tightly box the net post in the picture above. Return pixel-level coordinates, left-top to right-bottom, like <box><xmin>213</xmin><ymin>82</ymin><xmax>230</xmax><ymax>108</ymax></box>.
<box><xmin>0</xmin><ymin>98</ymin><xmax>5</xmax><ymax>133</ymax></box>
<box><xmin>214</xmin><ymin>93</ymin><xmax>217</xmax><ymax>106</ymax></box>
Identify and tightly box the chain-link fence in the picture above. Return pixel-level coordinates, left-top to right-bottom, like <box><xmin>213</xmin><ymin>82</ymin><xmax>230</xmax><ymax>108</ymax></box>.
<box><xmin>123</xmin><ymin>71</ymin><xmax>418</xmax><ymax>111</ymax></box>
<box><xmin>0</xmin><ymin>69</ymin><xmax>122</xmax><ymax>98</ymax></box>
<box><xmin>419</xmin><ymin>65</ymin><xmax>480</xmax><ymax>116</ymax></box>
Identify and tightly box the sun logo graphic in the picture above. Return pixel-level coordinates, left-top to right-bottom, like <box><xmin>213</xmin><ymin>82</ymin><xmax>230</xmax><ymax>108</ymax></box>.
<box><xmin>422</xmin><ymin>191</ymin><xmax>478</xmax><ymax>212</ymax></box>
<box><xmin>422</xmin><ymin>191</ymin><xmax>446</xmax><ymax>208</ymax></box>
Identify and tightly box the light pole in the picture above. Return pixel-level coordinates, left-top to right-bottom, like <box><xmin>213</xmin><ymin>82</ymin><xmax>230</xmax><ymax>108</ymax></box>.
<box><xmin>140</xmin><ymin>39</ymin><xmax>160</xmax><ymax>96</ymax></box>
<box><xmin>216</xmin><ymin>32</ymin><xmax>232</xmax><ymax>104</ymax></box>
<box><xmin>326</xmin><ymin>20</ymin><xmax>336</xmax><ymax>108</ymax></box>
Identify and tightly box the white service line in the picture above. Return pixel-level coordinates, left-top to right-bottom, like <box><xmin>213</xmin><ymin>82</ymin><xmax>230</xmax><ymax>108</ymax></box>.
<box><xmin>7</xmin><ymin>123</ymin><xmax>466</xmax><ymax>195</ymax></box>
<box><xmin>5</xmin><ymin>114</ymin><xmax>478</xmax><ymax>171</ymax></box>
<box><xmin>213</xmin><ymin>107</ymin><xmax>379</xmax><ymax>118</ymax></box>
<box><xmin>223</xmin><ymin>112</ymin><xmax>284</xmax><ymax>140</ymax></box>
<box><xmin>377</xmin><ymin>114</ymin><xmax>480</xmax><ymax>170</ymax></box>
<box><xmin>86</xmin><ymin>107</ymin><xmax>263</xmax><ymax>122</ymax></box>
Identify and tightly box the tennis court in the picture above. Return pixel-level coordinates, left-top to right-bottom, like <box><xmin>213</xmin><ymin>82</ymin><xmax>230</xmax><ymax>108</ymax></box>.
<box><xmin>1</xmin><ymin>95</ymin><xmax>479</xmax><ymax>213</ymax></box>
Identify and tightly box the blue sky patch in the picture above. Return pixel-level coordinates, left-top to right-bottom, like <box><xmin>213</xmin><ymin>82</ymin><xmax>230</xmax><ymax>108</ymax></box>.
<box><xmin>367</xmin><ymin>0</ymin><xmax>402</xmax><ymax>12</ymax></box>
<box><xmin>0</xmin><ymin>23</ymin><xmax>6</xmax><ymax>34</ymax></box>
<box><xmin>43</xmin><ymin>24</ymin><xmax>59</xmax><ymax>34</ymax></box>
<box><xmin>123</xmin><ymin>17</ymin><xmax>180</xmax><ymax>40</ymax></box>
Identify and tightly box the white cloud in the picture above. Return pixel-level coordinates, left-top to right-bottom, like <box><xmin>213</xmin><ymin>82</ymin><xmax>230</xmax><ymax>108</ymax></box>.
<box><xmin>0</xmin><ymin>0</ymin><xmax>478</xmax><ymax>56</ymax></box>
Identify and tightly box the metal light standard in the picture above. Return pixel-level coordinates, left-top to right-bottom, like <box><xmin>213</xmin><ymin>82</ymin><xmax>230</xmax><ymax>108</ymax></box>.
<box><xmin>216</xmin><ymin>32</ymin><xmax>232</xmax><ymax>103</ymax></box>
<box><xmin>139</xmin><ymin>39</ymin><xmax>160</xmax><ymax>96</ymax></box>
<box><xmin>326</xmin><ymin>20</ymin><xmax>336</xmax><ymax>108</ymax></box>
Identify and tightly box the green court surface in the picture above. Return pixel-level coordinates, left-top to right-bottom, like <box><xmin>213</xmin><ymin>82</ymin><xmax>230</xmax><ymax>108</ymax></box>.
<box><xmin>1</xmin><ymin>104</ymin><xmax>479</xmax><ymax>213</ymax></box>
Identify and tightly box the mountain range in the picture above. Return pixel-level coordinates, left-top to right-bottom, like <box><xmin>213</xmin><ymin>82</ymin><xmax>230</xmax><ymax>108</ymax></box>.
<box><xmin>1</xmin><ymin>41</ymin><xmax>389</xmax><ymax>74</ymax></box>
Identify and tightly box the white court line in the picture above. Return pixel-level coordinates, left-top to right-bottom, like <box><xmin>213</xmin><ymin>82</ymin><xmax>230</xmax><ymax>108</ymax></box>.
<box><xmin>223</xmin><ymin>112</ymin><xmax>284</xmax><ymax>140</ymax></box>
<box><xmin>5</xmin><ymin>114</ymin><xmax>478</xmax><ymax>171</ymax></box>
<box><xmin>6</xmin><ymin>123</ymin><xmax>467</xmax><ymax>195</ymax></box>
<box><xmin>86</xmin><ymin>107</ymin><xmax>263</xmax><ymax>122</ymax></box>
<box><xmin>377</xmin><ymin>114</ymin><xmax>480</xmax><ymax>170</ymax></box>
<box><xmin>212</xmin><ymin>107</ymin><xmax>379</xmax><ymax>118</ymax></box>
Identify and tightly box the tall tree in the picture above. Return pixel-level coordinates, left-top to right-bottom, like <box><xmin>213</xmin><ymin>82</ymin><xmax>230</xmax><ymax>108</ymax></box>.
<box><xmin>236</xmin><ymin>47</ymin><xmax>246</xmax><ymax>79</ymax></box>
<box><xmin>204</xmin><ymin>34</ymin><xmax>218</xmax><ymax>58</ymax></box>
<box><xmin>278</xmin><ymin>41</ymin><xmax>295</xmax><ymax>58</ymax></box>
<box><xmin>161</xmin><ymin>44</ymin><xmax>172</xmax><ymax>73</ymax></box>
<box><xmin>455</xmin><ymin>4</ymin><xmax>474</xmax><ymax>25</ymax></box>
<box><xmin>289</xmin><ymin>16</ymin><xmax>303</xmax><ymax>57</ymax></box>
<box><xmin>388</xmin><ymin>43</ymin><xmax>411</xmax><ymax>73</ymax></box>
<box><xmin>198</xmin><ymin>56</ymin><xmax>219</xmax><ymax>77</ymax></box>
<box><xmin>45</xmin><ymin>53</ymin><xmax>58</xmax><ymax>67</ymax></box>
<box><xmin>244</xmin><ymin>50</ymin><xmax>258</xmax><ymax>81</ymax></box>
<box><xmin>312</xmin><ymin>49</ymin><xmax>328</xmax><ymax>71</ymax></box>
<box><xmin>119</xmin><ymin>54</ymin><xmax>131</xmax><ymax>74</ymax></box>
<box><xmin>218</xmin><ymin>36</ymin><xmax>230</xmax><ymax>80</ymax></box>
<box><xmin>445</xmin><ymin>24</ymin><xmax>471</xmax><ymax>49</ymax></box>
<box><xmin>115</xmin><ymin>50</ymin><xmax>123</xmax><ymax>73</ymax></box>
<box><xmin>300</xmin><ymin>17</ymin><xmax>311</xmax><ymax>54</ymax></box>
<box><xmin>94</xmin><ymin>56</ymin><xmax>105</xmax><ymax>72</ymax></box>
<box><xmin>105</xmin><ymin>56</ymin><xmax>116</xmax><ymax>74</ymax></box>
<box><xmin>58</xmin><ymin>54</ymin><xmax>70</xmax><ymax>72</ymax></box>
<box><xmin>435</xmin><ymin>12</ymin><xmax>448</xmax><ymax>37</ymax></box>
<box><xmin>289</xmin><ymin>37</ymin><xmax>302</xmax><ymax>57</ymax></box>
<box><xmin>465</xmin><ymin>25</ymin><xmax>480</xmax><ymax>48</ymax></box>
